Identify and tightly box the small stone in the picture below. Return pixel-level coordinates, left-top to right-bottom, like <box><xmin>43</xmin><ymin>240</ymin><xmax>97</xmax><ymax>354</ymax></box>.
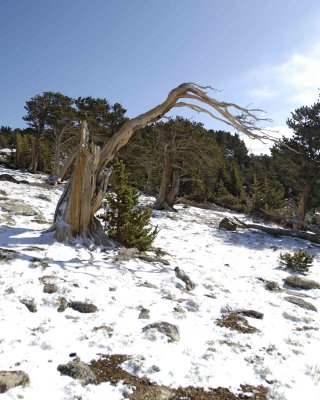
<box><xmin>43</xmin><ymin>283</ymin><xmax>58</xmax><ymax>294</ymax></box>
<box><xmin>116</xmin><ymin>247</ymin><xmax>139</xmax><ymax>262</ymax></box>
<box><xmin>218</xmin><ymin>217</ymin><xmax>237</xmax><ymax>231</ymax></box>
<box><xmin>173</xmin><ymin>306</ymin><xmax>186</xmax><ymax>313</ymax></box>
<box><xmin>142</xmin><ymin>322</ymin><xmax>180</xmax><ymax>342</ymax></box>
<box><xmin>68</xmin><ymin>301</ymin><xmax>98</xmax><ymax>313</ymax></box>
<box><xmin>57</xmin><ymin>297</ymin><xmax>68</xmax><ymax>312</ymax></box>
<box><xmin>57</xmin><ymin>360</ymin><xmax>97</xmax><ymax>385</ymax></box>
<box><xmin>138</xmin><ymin>308</ymin><xmax>150</xmax><ymax>319</ymax></box>
<box><xmin>92</xmin><ymin>325</ymin><xmax>113</xmax><ymax>337</ymax></box>
<box><xmin>237</xmin><ymin>309</ymin><xmax>264</xmax><ymax>319</ymax></box>
<box><xmin>284</xmin><ymin>296</ymin><xmax>317</xmax><ymax>312</ymax></box>
<box><xmin>69</xmin><ymin>352</ymin><xmax>77</xmax><ymax>357</ymax></box>
<box><xmin>284</xmin><ymin>276</ymin><xmax>320</xmax><ymax>290</ymax></box>
<box><xmin>20</xmin><ymin>298</ymin><xmax>37</xmax><ymax>313</ymax></box>
<box><xmin>265</xmin><ymin>281</ymin><xmax>281</xmax><ymax>292</ymax></box>
<box><xmin>0</xmin><ymin>371</ymin><xmax>29</xmax><ymax>393</ymax></box>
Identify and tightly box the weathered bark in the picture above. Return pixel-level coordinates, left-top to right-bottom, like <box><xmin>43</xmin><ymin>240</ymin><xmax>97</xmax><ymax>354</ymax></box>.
<box><xmin>50</xmin><ymin>122</ymin><xmax>112</xmax><ymax>245</ymax></box>
<box><xmin>234</xmin><ymin>217</ymin><xmax>320</xmax><ymax>244</ymax></box>
<box><xmin>297</xmin><ymin>183</ymin><xmax>311</xmax><ymax>222</ymax></box>
<box><xmin>261</xmin><ymin>208</ymin><xmax>320</xmax><ymax>235</ymax></box>
<box><xmin>50</xmin><ymin>83</ymin><xmax>273</xmax><ymax>245</ymax></box>
<box><xmin>29</xmin><ymin>136</ymin><xmax>40</xmax><ymax>173</ymax></box>
<box><xmin>156</xmin><ymin>145</ymin><xmax>176</xmax><ymax>210</ymax></box>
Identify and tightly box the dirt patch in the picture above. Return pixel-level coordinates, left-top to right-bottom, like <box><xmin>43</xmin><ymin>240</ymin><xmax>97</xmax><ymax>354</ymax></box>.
<box><xmin>90</xmin><ymin>354</ymin><xmax>267</xmax><ymax>400</ymax></box>
<box><xmin>216</xmin><ymin>313</ymin><xmax>259</xmax><ymax>334</ymax></box>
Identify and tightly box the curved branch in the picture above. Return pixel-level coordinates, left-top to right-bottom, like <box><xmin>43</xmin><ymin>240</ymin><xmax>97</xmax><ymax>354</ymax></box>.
<box><xmin>98</xmin><ymin>83</ymin><xmax>276</xmax><ymax>170</ymax></box>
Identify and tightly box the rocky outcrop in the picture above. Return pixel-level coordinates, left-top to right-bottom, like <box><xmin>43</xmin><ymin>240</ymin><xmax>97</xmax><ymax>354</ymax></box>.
<box><xmin>0</xmin><ymin>370</ymin><xmax>29</xmax><ymax>393</ymax></box>
<box><xmin>218</xmin><ymin>217</ymin><xmax>237</xmax><ymax>231</ymax></box>
<box><xmin>284</xmin><ymin>276</ymin><xmax>320</xmax><ymax>290</ymax></box>
<box><xmin>143</xmin><ymin>322</ymin><xmax>180</xmax><ymax>342</ymax></box>
<box><xmin>284</xmin><ymin>296</ymin><xmax>317</xmax><ymax>312</ymax></box>
<box><xmin>57</xmin><ymin>359</ymin><xmax>97</xmax><ymax>385</ymax></box>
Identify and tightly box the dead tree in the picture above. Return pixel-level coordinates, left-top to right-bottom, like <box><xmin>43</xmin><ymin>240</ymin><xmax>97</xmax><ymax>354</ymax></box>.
<box><xmin>49</xmin><ymin>83</ymin><xmax>274</xmax><ymax>245</ymax></box>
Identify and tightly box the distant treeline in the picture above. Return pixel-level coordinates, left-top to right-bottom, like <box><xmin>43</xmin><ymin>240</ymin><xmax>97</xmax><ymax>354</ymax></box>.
<box><xmin>1</xmin><ymin>91</ymin><xmax>319</xmax><ymax>221</ymax></box>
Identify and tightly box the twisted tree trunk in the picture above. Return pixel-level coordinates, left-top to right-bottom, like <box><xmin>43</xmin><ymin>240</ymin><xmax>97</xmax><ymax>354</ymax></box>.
<box><xmin>49</xmin><ymin>83</ymin><xmax>272</xmax><ymax>245</ymax></box>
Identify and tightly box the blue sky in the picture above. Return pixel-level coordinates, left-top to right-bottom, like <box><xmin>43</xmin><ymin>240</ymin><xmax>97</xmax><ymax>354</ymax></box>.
<box><xmin>1</xmin><ymin>0</ymin><xmax>320</xmax><ymax>153</ymax></box>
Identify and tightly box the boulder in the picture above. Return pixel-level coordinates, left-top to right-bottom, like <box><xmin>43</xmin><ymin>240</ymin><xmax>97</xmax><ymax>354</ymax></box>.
<box><xmin>218</xmin><ymin>217</ymin><xmax>237</xmax><ymax>231</ymax></box>
<box><xmin>68</xmin><ymin>301</ymin><xmax>98</xmax><ymax>313</ymax></box>
<box><xmin>143</xmin><ymin>322</ymin><xmax>180</xmax><ymax>342</ymax></box>
<box><xmin>284</xmin><ymin>276</ymin><xmax>320</xmax><ymax>290</ymax></box>
<box><xmin>20</xmin><ymin>298</ymin><xmax>37</xmax><ymax>313</ymax></box>
<box><xmin>0</xmin><ymin>370</ymin><xmax>29</xmax><ymax>393</ymax></box>
<box><xmin>57</xmin><ymin>359</ymin><xmax>97</xmax><ymax>385</ymax></box>
<box><xmin>284</xmin><ymin>296</ymin><xmax>317</xmax><ymax>312</ymax></box>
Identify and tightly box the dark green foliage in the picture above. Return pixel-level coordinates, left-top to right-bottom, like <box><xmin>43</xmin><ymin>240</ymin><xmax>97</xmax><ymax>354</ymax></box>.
<box><xmin>101</xmin><ymin>161</ymin><xmax>158</xmax><ymax>251</ymax></box>
<box><xmin>279</xmin><ymin>249</ymin><xmax>314</xmax><ymax>273</ymax></box>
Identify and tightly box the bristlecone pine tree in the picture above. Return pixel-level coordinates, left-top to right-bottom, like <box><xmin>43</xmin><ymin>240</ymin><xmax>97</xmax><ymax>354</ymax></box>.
<box><xmin>100</xmin><ymin>161</ymin><xmax>158</xmax><ymax>251</ymax></box>
<box><xmin>49</xmin><ymin>83</ymin><xmax>275</xmax><ymax>245</ymax></box>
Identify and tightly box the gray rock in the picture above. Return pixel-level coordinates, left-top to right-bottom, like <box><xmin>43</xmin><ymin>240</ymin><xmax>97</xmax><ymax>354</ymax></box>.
<box><xmin>218</xmin><ymin>217</ymin><xmax>237</xmax><ymax>231</ymax></box>
<box><xmin>57</xmin><ymin>359</ymin><xmax>97</xmax><ymax>385</ymax></box>
<box><xmin>0</xmin><ymin>174</ymin><xmax>29</xmax><ymax>185</ymax></box>
<box><xmin>92</xmin><ymin>325</ymin><xmax>113</xmax><ymax>337</ymax></box>
<box><xmin>0</xmin><ymin>370</ymin><xmax>30</xmax><ymax>393</ymax></box>
<box><xmin>174</xmin><ymin>267</ymin><xmax>195</xmax><ymax>291</ymax></box>
<box><xmin>284</xmin><ymin>276</ymin><xmax>320</xmax><ymax>290</ymax></box>
<box><xmin>143</xmin><ymin>322</ymin><xmax>180</xmax><ymax>342</ymax></box>
<box><xmin>138</xmin><ymin>308</ymin><xmax>150</xmax><ymax>319</ymax></box>
<box><xmin>265</xmin><ymin>280</ymin><xmax>282</xmax><ymax>292</ymax></box>
<box><xmin>43</xmin><ymin>283</ymin><xmax>58</xmax><ymax>294</ymax></box>
<box><xmin>236</xmin><ymin>309</ymin><xmax>264</xmax><ymax>319</ymax></box>
<box><xmin>285</xmin><ymin>296</ymin><xmax>317</xmax><ymax>312</ymax></box>
<box><xmin>68</xmin><ymin>301</ymin><xmax>98</xmax><ymax>313</ymax></box>
<box><xmin>20</xmin><ymin>298</ymin><xmax>37</xmax><ymax>313</ymax></box>
<box><xmin>1</xmin><ymin>201</ymin><xmax>38</xmax><ymax>216</ymax></box>
<box><xmin>116</xmin><ymin>247</ymin><xmax>139</xmax><ymax>261</ymax></box>
<box><xmin>57</xmin><ymin>297</ymin><xmax>69</xmax><ymax>313</ymax></box>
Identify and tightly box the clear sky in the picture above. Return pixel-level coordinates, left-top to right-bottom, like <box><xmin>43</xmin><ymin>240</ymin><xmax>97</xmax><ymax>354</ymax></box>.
<box><xmin>1</xmin><ymin>0</ymin><xmax>320</xmax><ymax>153</ymax></box>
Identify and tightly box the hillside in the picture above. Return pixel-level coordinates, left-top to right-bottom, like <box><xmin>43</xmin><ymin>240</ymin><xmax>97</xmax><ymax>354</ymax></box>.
<box><xmin>0</xmin><ymin>166</ymin><xmax>319</xmax><ymax>400</ymax></box>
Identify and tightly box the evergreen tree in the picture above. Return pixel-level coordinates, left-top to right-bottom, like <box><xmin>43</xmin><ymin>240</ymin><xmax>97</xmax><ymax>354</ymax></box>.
<box><xmin>101</xmin><ymin>161</ymin><xmax>158</xmax><ymax>251</ymax></box>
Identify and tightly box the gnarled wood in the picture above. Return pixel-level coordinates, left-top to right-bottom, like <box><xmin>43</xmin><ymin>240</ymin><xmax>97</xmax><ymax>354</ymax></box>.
<box><xmin>234</xmin><ymin>217</ymin><xmax>320</xmax><ymax>244</ymax></box>
<box><xmin>50</xmin><ymin>83</ymin><xmax>274</xmax><ymax>245</ymax></box>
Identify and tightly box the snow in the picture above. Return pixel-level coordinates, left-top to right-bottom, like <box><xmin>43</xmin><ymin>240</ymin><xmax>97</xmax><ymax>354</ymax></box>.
<box><xmin>0</xmin><ymin>166</ymin><xmax>320</xmax><ymax>399</ymax></box>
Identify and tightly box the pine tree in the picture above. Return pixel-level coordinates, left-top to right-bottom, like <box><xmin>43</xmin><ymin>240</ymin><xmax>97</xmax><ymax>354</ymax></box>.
<box><xmin>100</xmin><ymin>161</ymin><xmax>158</xmax><ymax>251</ymax></box>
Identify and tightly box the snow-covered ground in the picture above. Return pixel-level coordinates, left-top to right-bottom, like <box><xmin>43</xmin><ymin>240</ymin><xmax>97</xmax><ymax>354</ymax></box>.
<box><xmin>0</xmin><ymin>166</ymin><xmax>320</xmax><ymax>400</ymax></box>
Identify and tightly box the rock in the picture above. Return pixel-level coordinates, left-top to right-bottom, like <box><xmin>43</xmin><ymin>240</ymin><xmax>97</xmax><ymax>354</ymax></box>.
<box><xmin>138</xmin><ymin>308</ymin><xmax>150</xmax><ymax>319</ymax></box>
<box><xmin>0</xmin><ymin>370</ymin><xmax>29</xmax><ymax>393</ymax></box>
<box><xmin>184</xmin><ymin>299</ymin><xmax>199</xmax><ymax>312</ymax></box>
<box><xmin>173</xmin><ymin>306</ymin><xmax>186</xmax><ymax>313</ymax></box>
<box><xmin>69</xmin><ymin>352</ymin><xmax>77</xmax><ymax>357</ymax></box>
<box><xmin>138</xmin><ymin>281</ymin><xmax>157</xmax><ymax>289</ymax></box>
<box><xmin>142</xmin><ymin>322</ymin><xmax>180</xmax><ymax>342</ymax></box>
<box><xmin>92</xmin><ymin>325</ymin><xmax>114</xmax><ymax>337</ymax></box>
<box><xmin>265</xmin><ymin>280</ymin><xmax>282</xmax><ymax>292</ymax></box>
<box><xmin>284</xmin><ymin>296</ymin><xmax>317</xmax><ymax>312</ymax></box>
<box><xmin>1</xmin><ymin>201</ymin><xmax>37</xmax><ymax>216</ymax></box>
<box><xmin>68</xmin><ymin>301</ymin><xmax>98</xmax><ymax>313</ymax></box>
<box><xmin>0</xmin><ymin>174</ymin><xmax>29</xmax><ymax>185</ymax></box>
<box><xmin>218</xmin><ymin>217</ymin><xmax>237</xmax><ymax>231</ymax></box>
<box><xmin>20</xmin><ymin>298</ymin><xmax>37</xmax><ymax>313</ymax></box>
<box><xmin>174</xmin><ymin>267</ymin><xmax>195</xmax><ymax>291</ymax></box>
<box><xmin>116</xmin><ymin>247</ymin><xmax>139</xmax><ymax>261</ymax></box>
<box><xmin>284</xmin><ymin>276</ymin><xmax>320</xmax><ymax>290</ymax></box>
<box><xmin>57</xmin><ymin>297</ymin><xmax>69</xmax><ymax>313</ymax></box>
<box><xmin>236</xmin><ymin>309</ymin><xmax>264</xmax><ymax>319</ymax></box>
<box><xmin>57</xmin><ymin>359</ymin><xmax>97</xmax><ymax>385</ymax></box>
<box><xmin>43</xmin><ymin>283</ymin><xmax>58</xmax><ymax>294</ymax></box>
